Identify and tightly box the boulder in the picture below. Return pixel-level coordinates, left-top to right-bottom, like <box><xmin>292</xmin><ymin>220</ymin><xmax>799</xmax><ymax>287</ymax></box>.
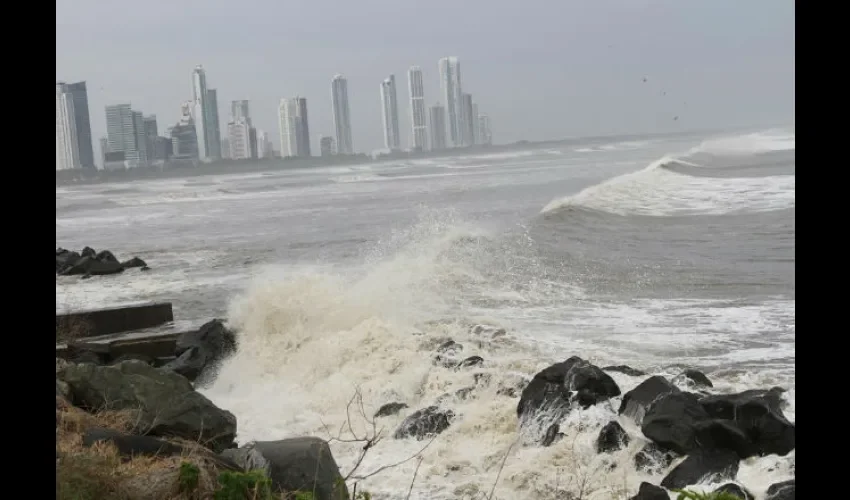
<box><xmin>692</xmin><ymin>419</ymin><xmax>758</xmax><ymax>459</ymax></box>
<box><xmin>81</xmin><ymin>246</ymin><xmax>97</xmax><ymax>258</ymax></box>
<box><xmin>679</xmin><ymin>369</ymin><xmax>713</xmax><ymax>388</ymax></box>
<box><xmin>619</xmin><ymin>375</ymin><xmax>680</xmax><ymax>423</ymax></box>
<box><xmin>596</xmin><ymin>420</ymin><xmax>630</xmax><ymax>454</ymax></box>
<box><xmin>58</xmin><ymin>360</ymin><xmax>237</xmax><ymax>451</ymax></box>
<box><xmin>162</xmin><ymin>319</ymin><xmax>237</xmax><ymax>382</ymax></box>
<box><xmin>765</xmin><ymin>479</ymin><xmax>795</xmax><ymax>500</ymax></box>
<box><xmin>660</xmin><ymin>448</ymin><xmax>740</xmax><ymax>490</ymax></box>
<box><xmin>82</xmin><ymin>427</ymin><xmax>184</xmax><ymax>458</ymax></box>
<box><xmin>456</xmin><ymin>356</ymin><xmax>483</xmax><ymax>369</ymax></box>
<box><xmin>374</xmin><ymin>402</ymin><xmax>408</xmax><ymax>418</ymax></box>
<box><xmin>393</xmin><ymin>406</ymin><xmax>454</xmax><ymax>440</ymax></box>
<box><xmin>628</xmin><ymin>482</ymin><xmax>669</xmax><ymax>500</ymax></box>
<box><xmin>641</xmin><ymin>392</ymin><xmax>709</xmax><ymax>454</ymax></box>
<box><xmin>121</xmin><ymin>257</ymin><xmax>148</xmax><ymax>269</ymax></box>
<box><xmin>56</xmin><ymin>250</ymin><xmax>81</xmax><ymax>273</ymax></box>
<box><xmin>61</xmin><ymin>255</ymin><xmax>124</xmax><ymax>276</ymax></box>
<box><xmin>222</xmin><ymin>438</ymin><xmax>348</xmax><ymax>500</ymax></box>
<box><xmin>714</xmin><ymin>483</ymin><xmax>754</xmax><ymax>500</ymax></box>
<box><xmin>95</xmin><ymin>250</ymin><xmax>119</xmax><ymax>263</ymax></box>
<box><xmin>699</xmin><ymin>389</ymin><xmax>794</xmax><ymax>456</ymax></box>
<box><xmin>603</xmin><ymin>365</ymin><xmax>647</xmax><ymax>377</ymax></box>
<box><xmin>436</xmin><ymin>339</ymin><xmax>462</xmax><ymax>354</ymax></box>
<box><xmin>562</xmin><ymin>356</ymin><xmax>621</xmax><ymax>406</ymax></box>
<box><xmin>541</xmin><ymin>423</ymin><xmax>563</xmax><ymax>447</ymax></box>
<box><xmin>633</xmin><ymin>442</ymin><xmax>678</xmax><ymax>474</ymax></box>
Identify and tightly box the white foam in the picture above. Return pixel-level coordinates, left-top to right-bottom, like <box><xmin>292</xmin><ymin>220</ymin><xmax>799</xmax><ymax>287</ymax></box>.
<box><xmin>692</xmin><ymin>130</ymin><xmax>795</xmax><ymax>156</ymax></box>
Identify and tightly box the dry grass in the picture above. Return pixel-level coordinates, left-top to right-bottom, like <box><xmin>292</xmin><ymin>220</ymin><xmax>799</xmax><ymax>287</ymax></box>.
<box><xmin>56</xmin><ymin>310</ymin><xmax>94</xmax><ymax>343</ymax></box>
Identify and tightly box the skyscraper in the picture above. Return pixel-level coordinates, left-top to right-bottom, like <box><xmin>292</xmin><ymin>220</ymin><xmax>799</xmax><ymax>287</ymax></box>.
<box><xmin>471</xmin><ymin>102</ymin><xmax>480</xmax><ymax>145</ymax></box>
<box><xmin>380</xmin><ymin>75</ymin><xmax>401</xmax><ymax>151</ymax></box>
<box><xmin>191</xmin><ymin>65</ymin><xmax>221</xmax><ymax>162</ymax></box>
<box><xmin>294</xmin><ymin>97</ymin><xmax>311</xmax><ymax>157</ymax></box>
<box><xmin>478</xmin><ymin>114</ymin><xmax>492</xmax><ymax>145</ymax></box>
<box><xmin>56</xmin><ymin>83</ymin><xmax>80</xmax><ymax>171</ymax></box>
<box><xmin>65</xmin><ymin>82</ymin><xmax>95</xmax><ymax>169</ymax></box>
<box><xmin>169</xmin><ymin>101</ymin><xmax>198</xmax><ymax>159</ymax></box>
<box><xmin>256</xmin><ymin>130</ymin><xmax>270</xmax><ymax>159</ymax></box>
<box><xmin>143</xmin><ymin>115</ymin><xmax>158</xmax><ymax>160</ymax></box>
<box><xmin>105</xmin><ymin>104</ymin><xmax>148</xmax><ymax>165</ymax></box>
<box><xmin>407</xmin><ymin>66</ymin><xmax>428</xmax><ymax>151</ymax></box>
<box><xmin>320</xmin><ymin>136</ymin><xmax>335</xmax><ymax>156</ymax></box>
<box><xmin>206</xmin><ymin>88</ymin><xmax>222</xmax><ymax>159</ymax></box>
<box><xmin>228</xmin><ymin>100</ymin><xmax>254</xmax><ymax>160</ymax></box>
<box><xmin>278</xmin><ymin>98</ymin><xmax>299</xmax><ymax>158</ymax></box>
<box><xmin>429</xmin><ymin>104</ymin><xmax>447</xmax><ymax>151</ymax></box>
<box><xmin>231</xmin><ymin>100</ymin><xmax>250</xmax><ymax>124</ymax></box>
<box><xmin>461</xmin><ymin>93</ymin><xmax>475</xmax><ymax>147</ymax></box>
<box><xmin>331</xmin><ymin>74</ymin><xmax>354</xmax><ymax>154</ymax></box>
<box><xmin>438</xmin><ymin>57</ymin><xmax>464</xmax><ymax>147</ymax></box>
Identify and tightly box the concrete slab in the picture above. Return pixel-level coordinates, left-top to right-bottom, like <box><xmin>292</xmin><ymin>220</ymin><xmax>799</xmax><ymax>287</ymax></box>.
<box><xmin>56</xmin><ymin>302</ymin><xmax>174</xmax><ymax>340</ymax></box>
<box><xmin>57</xmin><ymin>319</ymin><xmax>196</xmax><ymax>362</ymax></box>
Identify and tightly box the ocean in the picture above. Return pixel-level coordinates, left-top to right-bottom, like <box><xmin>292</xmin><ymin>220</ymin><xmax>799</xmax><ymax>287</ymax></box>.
<box><xmin>56</xmin><ymin>127</ymin><xmax>795</xmax><ymax>499</ymax></box>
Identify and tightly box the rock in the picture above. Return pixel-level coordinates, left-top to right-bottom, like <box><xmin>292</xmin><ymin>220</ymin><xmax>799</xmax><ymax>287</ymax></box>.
<box><xmin>597</xmin><ymin>420</ymin><xmax>630</xmax><ymax>453</ymax></box>
<box><xmin>641</xmin><ymin>392</ymin><xmax>709</xmax><ymax>454</ymax></box>
<box><xmin>374</xmin><ymin>402</ymin><xmax>408</xmax><ymax>418</ymax></box>
<box><xmin>82</xmin><ymin>427</ymin><xmax>184</xmax><ymax>458</ymax></box>
<box><xmin>95</xmin><ymin>250</ymin><xmax>119</xmax><ymax>263</ymax></box>
<box><xmin>141</xmin><ymin>266</ymin><xmax>151</xmax><ymax>271</ymax></box>
<box><xmin>455</xmin><ymin>387</ymin><xmax>475</xmax><ymax>400</ymax></box>
<box><xmin>110</xmin><ymin>353</ymin><xmax>156</xmax><ymax>365</ymax></box>
<box><xmin>69</xmin><ymin>350</ymin><xmax>105</xmax><ymax>365</ymax></box>
<box><xmin>81</xmin><ymin>246</ymin><xmax>97</xmax><ymax>258</ymax></box>
<box><xmin>56</xmin><ymin>358</ymin><xmax>70</xmax><ymax>374</ymax></box>
<box><xmin>58</xmin><ymin>360</ymin><xmax>237</xmax><ymax>451</ymax></box>
<box><xmin>393</xmin><ymin>406</ymin><xmax>454</xmax><ymax>440</ymax></box>
<box><xmin>714</xmin><ymin>483</ymin><xmax>754</xmax><ymax>500</ymax></box>
<box><xmin>456</xmin><ymin>356</ymin><xmax>483</xmax><ymax>369</ymax></box>
<box><xmin>619</xmin><ymin>375</ymin><xmax>681</xmax><ymax>423</ymax></box>
<box><xmin>660</xmin><ymin>448</ymin><xmax>740</xmax><ymax>490</ymax></box>
<box><xmin>436</xmin><ymin>339</ymin><xmax>462</xmax><ymax>354</ymax></box>
<box><xmin>470</xmin><ymin>324</ymin><xmax>506</xmax><ymax>337</ymax></box>
<box><xmin>692</xmin><ymin>419</ymin><xmax>758</xmax><ymax>459</ymax></box>
<box><xmin>56</xmin><ymin>379</ymin><xmax>71</xmax><ymax>400</ymax></box>
<box><xmin>162</xmin><ymin>319</ymin><xmax>237</xmax><ymax>382</ymax></box>
<box><xmin>679</xmin><ymin>369</ymin><xmax>713</xmax><ymax>388</ymax></box>
<box><xmin>628</xmin><ymin>482</ymin><xmax>669</xmax><ymax>500</ymax></box>
<box><xmin>432</xmin><ymin>355</ymin><xmax>458</xmax><ymax>369</ymax></box>
<box><xmin>121</xmin><ymin>257</ymin><xmax>148</xmax><ymax>269</ymax></box>
<box><xmin>61</xmin><ymin>255</ymin><xmax>125</xmax><ymax>276</ymax></box>
<box><xmin>765</xmin><ymin>479</ymin><xmax>795</xmax><ymax>500</ymax></box>
<box><xmin>700</xmin><ymin>389</ymin><xmax>794</xmax><ymax>456</ymax></box>
<box><xmin>603</xmin><ymin>365</ymin><xmax>647</xmax><ymax>377</ymax></box>
<box><xmin>222</xmin><ymin>438</ymin><xmax>348</xmax><ymax>500</ymax></box>
<box><xmin>56</xmin><ymin>250</ymin><xmax>81</xmax><ymax>273</ymax></box>
<box><xmin>563</xmin><ymin>356</ymin><xmax>621</xmax><ymax>406</ymax></box>
<box><xmin>541</xmin><ymin>423</ymin><xmax>563</xmax><ymax>447</ymax></box>
<box><xmin>634</xmin><ymin>442</ymin><xmax>679</xmax><ymax>474</ymax></box>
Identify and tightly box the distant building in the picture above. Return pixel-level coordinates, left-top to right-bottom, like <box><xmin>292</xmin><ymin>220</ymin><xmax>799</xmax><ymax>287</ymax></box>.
<box><xmin>429</xmin><ymin>104</ymin><xmax>447</xmax><ymax>150</ymax></box>
<box><xmin>295</xmin><ymin>97</ymin><xmax>311</xmax><ymax>157</ymax></box>
<box><xmin>143</xmin><ymin>115</ymin><xmax>160</xmax><ymax>160</ymax></box>
<box><xmin>168</xmin><ymin>101</ymin><xmax>198</xmax><ymax>160</ymax></box>
<box><xmin>191</xmin><ymin>65</ymin><xmax>221</xmax><ymax>162</ymax></box>
<box><xmin>331</xmin><ymin>74</ymin><xmax>354</xmax><ymax>154</ymax></box>
<box><xmin>256</xmin><ymin>130</ymin><xmax>271</xmax><ymax>159</ymax></box>
<box><xmin>99</xmin><ymin>136</ymin><xmax>108</xmax><ymax>167</ymax></box>
<box><xmin>478</xmin><ymin>114</ymin><xmax>492</xmax><ymax>145</ymax></box>
<box><xmin>438</xmin><ymin>57</ymin><xmax>464</xmax><ymax>147</ymax></box>
<box><xmin>56</xmin><ymin>83</ymin><xmax>80</xmax><ymax>170</ymax></box>
<box><xmin>227</xmin><ymin>100</ymin><xmax>255</xmax><ymax>160</ymax></box>
<box><xmin>461</xmin><ymin>93</ymin><xmax>475</xmax><ymax>146</ymax></box>
<box><xmin>380</xmin><ymin>75</ymin><xmax>401</xmax><ymax>151</ymax></box>
<box><xmin>105</xmin><ymin>103</ymin><xmax>148</xmax><ymax>166</ymax></box>
<box><xmin>278</xmin><ymin>98</ymin><xmax>298</xmax><ymax>158</ymax></box>
<box><xmin>64</xmin><ymin>81</ymin><xmax>96</xmax><ymax>169</ymax></box>
<box><xmin>408</xmin><ymin>66</ymin><xmax>428</xmax><ymax>151</ymax></box>
<box><xmin>471</xmin><ymin>102</ymin><xmax>480</xmax><ymax>145</ymax></box>
<box><xmin>320</xmin><ymin>136</ymin><xmax>335</xmax><ymax>156</ymax></box>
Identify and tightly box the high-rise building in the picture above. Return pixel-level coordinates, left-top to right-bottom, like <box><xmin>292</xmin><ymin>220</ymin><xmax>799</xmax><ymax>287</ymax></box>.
<box><xmin>143</xmin><ymin>115</ymin><xmax>159</xmax><ymax>160</ymax></box>
<box><xmin>407</xmin><ymin>66</ymin><xmax>428</xmax><ymax>151</ymax></box>
<box><xmin>278</xmin><ymin>98</ymin><xmax>299</xmax><ymax>158</ymax></box>
<box><xmin>380</xmin><ymin>75</ymin><xmax>401</xmax><ymax>151</ymax></box>
<box><xmin>99</xmin><ymin>136</ymin><xmax>108</xmax><ymax>167</ymax></box>
<box><xmin>169</xmin><ymin>101</ymin><xmax>198</xmax><ymax>159</ymax></box>
<box><xmin>65</xmin><ymin>82</ymin><xmax>96</xmax><ymax>169</ymax></box>
<box><xmin>320</xmin><ymin>136</ymin><xmax>335</xmax><ymax>156</ymax></box>
<box><xmin>461</xmin><ymin>93</ymin><xmax>475</xmax><ymax>147</ymax></box>
<box><xmin>231</xmin><ymin>100</ymin><xmax>250</xmax><ymax>124</ymax></box>
<box><xmin>331</xmin><ymin>74</ymin><xmax>354</xmax><ymax>154</ymax></box>
<box><xmin>227</xmin><ymin>100</ymin><xmax>255</xmax><ymax>160</ymax></box>
<box><xmin>105</xmin><ymin>104</ymin><xmax>148</xmax><ymax>165</ymax></box>
<box><xmin>191</xmin><ymin>66</ymin><xmax>221</xmax><ymax>162</ymax></box>
<box><xmin>471</xmin><ymin>102</ymin><xmax>480</xmax><ymax>145</ymax></box>
<box><xmin>295</xmin><ymin>97</ymin><xmax>311</xmax><ymax>157</ymax></box>
<box><xmin>478</xmin><ymin>114</ymin><xmax>492</xmax><ymax>145</ymax></box>
<box><xmin>428</xmin><ymin>104</ymin><xmax>447</xmax><ymax>150</ymax></box>
<box><xmin>256</xmin><ymin>130</ymin><xmax>271</xmax><ymax>159</ymax></box>
<box><xmin>56</xmin><ymin>83</ymin><xmax>80</xmax><ymax>171</ymax></box>
<box><xmin>438</xmin><ymin>57</ymin><xmax>464</xmax><ymax>147</ymax></box>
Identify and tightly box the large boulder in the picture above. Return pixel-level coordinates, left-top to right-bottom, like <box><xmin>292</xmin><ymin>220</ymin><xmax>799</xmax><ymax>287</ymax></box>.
<box><xmin>699</xmin><ymin>389</ymin><xmax>795</xmax><ymax>457</ymax></box>
<box><xmin>221</xmin><ymin>438</ymin><xmax>348</xmax><ymax>500</ymax></box>
<box><xmin>95</xmin><ymin>250</ymin><xmax>119</xmax><ymax>264</ymax></box>
<box><xmin>374</xmin><ymin>402</ymin><xmax>408</xmax><ymax>418</ymax></box>
<box><xmin>60</xmin><ymin>255</ymin><xmax>124</xmax><ymax>276</ymax></box>
<box><xmin>393</xmin><ymin>406</ymin><xmax>454</xmax><ymax>440</ymax></box>
<box><xmin>628</xmin><ymin>482</ymin><xmax>669</xmax><ymax>500</ymax></box>
<box><xmin>765</xmin><ymin>479</ymin><xmax>795</xmax><ymax>500</ymax></box>
<box><xmin>660</xmin><ymin>448</ymin><xmax>740</xmax><ymax>490</ymax></box>
<box><xmin>619</xmin><ymin>375</ymin><xmax>680</xmax><ymax>424</ymax></box>
<box><xmin>633</xmin><ymin>442</ymin><xmax>679</xmax><ymax>475</ymax></box>
<box><xmin>121</xmin><ymin>257</ymin><xmax>148</xmax><ymax>269</ymax></box>
<box><xmin>692</xmin><ymin>419</ymin><xmax>758</xmax><ymax>459</ymax></box>
<box><xmin>641</xmin><ymin>392</ymin><xmax>710</xmax><ymax>455</ymax></box>
<box><xmin>163</xmin><ymin>319</ymin><xmax>237</xmax><ymax>382</ymax></box>
<box><xmin>58</xmin><ymin>360</ymin><xmax>236</xmax><ymax>451</ymax></box>
<box><xmin>596</xmin><ymin>421</ymin><xmax>630</xmax><ymax>454</ymax></box>
<box><xmin>56</xmin><ymin>250</ymin><xmax>81</xmax><ymax>273</ymax></box>
<box><xmin>714</xmin><ymin>483</ymin><xmax>754</xmax><ymax>500</ymax></box>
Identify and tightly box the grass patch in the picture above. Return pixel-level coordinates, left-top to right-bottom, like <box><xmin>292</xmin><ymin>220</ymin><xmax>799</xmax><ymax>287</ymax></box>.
<box><xmin>214</xmin><ymin>470</ymin><xmax>273</xmax><ymax>500</ymax></box>
<box><xmin>673</xmin><ymin>489</ymin><xmax>744</xmax><ymax>500</ymax></box>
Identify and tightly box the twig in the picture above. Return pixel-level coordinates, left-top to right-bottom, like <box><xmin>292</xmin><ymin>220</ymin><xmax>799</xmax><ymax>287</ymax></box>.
<box><xmin>348</xmin><ymin>433</ymin><xmax>438</xmax><ymax>481</ymax></box>
<box><xmin>487</xmin><ymin>439</ymin><xmax>517</xmax><ymax>500</ymax></box>
<box><xmin>405</xmin><ymin>457</ymin><xmax>423</xmax><ymax>500</ymax></box>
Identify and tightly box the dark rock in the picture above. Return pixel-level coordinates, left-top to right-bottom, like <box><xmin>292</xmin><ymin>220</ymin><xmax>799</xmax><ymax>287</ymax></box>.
<box><xmin>121</xmin><ymin>257</ymin><xmax>148</xmax><ymax>269</ymax></box>
<box><xmin>140</xmin><ymin>266</ymin><xmax>151</xmax><ymax>271</ymax></box>
<box><xmin>374</xmin><ymin>402</ymin><xmax>408</xmax><ymax>418</ymax></box>
<box><xmin>81</xmin><ymin>246</ymin><xmax>97</xmax><ymax>258</ymax></box>
<box><xmin>604</xmin><ymin>365</ymin><xmax>647</xmax><ymax>377</ymax></box>
<box><xmin>628</xmin><ymin>482</ymin><xmax>669</xmax><ymax>500</ymax></box>
<box><xmin>222</xmin><ymin>438</ymin><xmax>348</xmax><ymax>500</ymax></box>
<box><xmin>56</xmin><ymin>250</ymin><xmax>81</xmax><ymax>273</ymax></box>
<box><xmin>393</xmin><ymin>406</ymin><xmax>454</xmax><ymax>439</ymax></box>
<box><xmin>433</xmin><ymin>355</ymin><xmax>458</xmax><ymax>368</ymax></box>
<box><xmin>714</xmin><ymin>483</ymin><xmax>754</xmax><ymax>500</ymax></box>
<box><xmin>641</xmin><ymin>392</ymin><xmax>710</xmax><ymax>454</ymax></box>
<box><xmin>541</xmin><ymin>423</ymin><xmax>563</xmax><ymax>447</ymax></box>
<box><xmin>634</xmin><ymin>442</ymin><xmax>678</xmax><ymax>474</ymax></box>
<box><xmin>110</xmin><ymin>353</ymin><xmax>155</xmax><ymax>365</ymax></box>
<box><xmin>95</xmin><ymin>250</ymin><xmax>119</xmax><ymax>263</ymax></box>
<box><xmin>765</xmin><ymin>479</ymin><xmax>795</xmax><ymax>500</ymax></box>
<box><xmin>61</xmin><ymin>255</ymin><xmax>125</xmax><ymax>276</ymax></box>
<box><xmin>69</xmin><ymin>350</ymin><xmax>105</xmax><ymax>365</ymax></box>
<box><xmin>456</xmin><ymin>356</ymin><xmax>483</xmax><ymax>369</ymax></box>
<box><xmin>82</xmin><ymin>427</ymin><xmax>184</xmax><ymax>458</ymax></box>
<box><xmin>692</xmin><ymin>419</ymin><xmax>758</xmax><ymax>459</ymax></box>
<box><xmin>700</xmin><ymin>389</ymin><xmax>794</xmax><ymax>456</ymax></box>
<box><xmin>470</xmin><ymin>324</ymin><xmax>506</xmax><ymax>337</ymax></box>
<box><xmin>58</xmin><ymin>360</ymin><xmax>237</xmax><ymax>451</ymax></box>
<box><xmin>162</xmin><ymin>319</ymin><xmax>237</xmax><ymax>382</ymax></box>
<box><xmin>436</xmin><ymin>340</ymin><xmax>462</xmax><ymax>354</ymax></box>
<box><xmin>455</xmin><ymin>387</ymin><xmax>475</xmax><ymax>400</ymax></box>
<box><xmin>660</xmin><ymin>448</ymin><xmax>740</xmax><ymax>490</ymax></box>
<box><xmin>619</xmin><ymin>375</ymin><xmax>680</xmax><ymax>423</ymax></box>
<box><xmin>597</xmin><ymin>420</ymin><xmax>630</xmax><ymax>453</ymax></box>
<box><xmin>680</xmin><ymin>369</ymin><xmax>713</xmax><ymax>388</ymax></box>
<box><xmin>563</xmin><ymin>356</ymin><xmax>621</xmax><ymax>406</ymax></box>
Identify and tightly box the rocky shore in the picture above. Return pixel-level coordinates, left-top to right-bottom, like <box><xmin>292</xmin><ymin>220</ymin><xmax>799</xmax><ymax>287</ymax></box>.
<box><xmin>56</xmin><ymin>319</ymin><xmax>795</xmax><ymax>499</ymax></box>
<box><xmin>57</xmin><ymin>246</ymin><xmax>150</xmax><ymax>278</ymax></box>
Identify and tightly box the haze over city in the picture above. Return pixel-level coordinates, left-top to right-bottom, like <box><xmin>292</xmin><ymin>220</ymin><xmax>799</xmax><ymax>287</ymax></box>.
<box><xmin>56</xmin><ymin>0</ymin><xmax>794</xmax><ymax>159</ymax></box>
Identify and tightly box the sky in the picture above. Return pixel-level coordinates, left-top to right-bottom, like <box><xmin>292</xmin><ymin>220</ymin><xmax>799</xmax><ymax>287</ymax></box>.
<box><xmin>56</xmin><ymin>0</ymin><xmax>795</xmax><ymax>155</ymax></box>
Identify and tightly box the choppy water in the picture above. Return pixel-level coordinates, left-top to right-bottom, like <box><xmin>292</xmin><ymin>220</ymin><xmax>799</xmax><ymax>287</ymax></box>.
<box><xmin>56</xmin><ymin>127</ymin><xmax>795</xmax><ymax>499</ymax></box>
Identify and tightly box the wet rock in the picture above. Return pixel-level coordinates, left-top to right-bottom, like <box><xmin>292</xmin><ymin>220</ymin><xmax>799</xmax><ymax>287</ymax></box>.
<box><xmin>163</xmin><ymin>319</ymin><xmax>237</xmax><ymax>382</ymax></box>
<box><xmin>641</xmin><ymin>392</ymin><xmax>710</xmax><ymax>454</ymax></box>
<box><xmin>121</xmin><ymin>256</ymin><xmax>148</xmax><ymax>269</ymax></box>
<box><xmin>765</xmin><ymin>479</ymin><xmax>795</xmax><ymax>500</ymax></box>
<box><xmin>393</xmin><ymin>406</ymin><xmax>454</xmax><ymax>440</ymax></box>
<box><xmin>436</xmin><ymin>339</ymin><xmax>463</xmax><ymax>354</ymax></box>
<box><xmin>619</xmin><ymin>375</ymin><xmax>680</xmax><ymax>424</ymax></box>
<box><xmin>628</xmin><ymin>482</ymin><xmax>669</xmax><ymax>500</ymax></box>
<box><xmin>433</xmin><ymin>355</ymin><xmax>459</xmax><ymax>369</ymax></box>
<box><xmin>95</xmin><ymin>250</ymin><xmax>119</xmax><ymax>263</ymax></box>
<box><xmin>700</xmin><ymin>389</ymin><xmax>795</xmax><ymax>456</ymax></box>
<box><xmin>374</xmin><ymin>402</ymin><xmax>408</xmax><ymax>418</ymax></box>
<box><xmin>563</xmin><ymin>356</ymin><xmax>621</xmax><ymax>407</ymax></box>
<box><xmin>56</xmin><ymin>250</ymin><xmax>81</xmax><ymax>273</ymax></box>
<box><xmin>470</xmin><ymin>324</ymin><xmax>506</xmax><ymax>337</ymax></box>
<box><xmin>714</xmin><ymin>483</ymin><xmax>754</xmax><ymax>500</ymax></box>
<box><xmin>541</xmin><ymin>423</ymin><xmax>564</xmax><ymax>447</ymax></box>
<box><xmin>693</xmin><ymin>419</ymin><xmax>758</xmax><ymax>459</ymax></box>
<box><xmin>61</xmin><ymin>255</ymin><xmax>124</xmax><ymax>276</ymax></box>
<box><xmin>660</xmin><ymin>449</ymin><xmax>740</xmax><ymax>490</ymax></box>
<box><xmin>679</xmin><ymin>369</ymin><xmax>713</xmax><ymax>388</ymax></box>
<box><xmin>603</xmin><ymin>365</ymin><xmax>647</xmax><ymax>377</ymax></box>
<box><xmin>456</xmin><ymin>356</ymin><xmax>484</xmax><ymax>369</ymax></box>
<box><xmin>596</xmin><ymin>420</ymin><xmax>630</xmax><ymax>454</ymax></box>
<box><xmin>81</xmin><ymin>246</ymin><xmax>97</xmax><ymax>258</ymax></box>
<box><xmin>140</xmin><ymin>266</ymin><xmax>151</xmax><ymax>271</ymax></box>
<box><xmin>634</xmin><ymin>442</ymin><xmax>679</xmax><ymax>474</ymax></box>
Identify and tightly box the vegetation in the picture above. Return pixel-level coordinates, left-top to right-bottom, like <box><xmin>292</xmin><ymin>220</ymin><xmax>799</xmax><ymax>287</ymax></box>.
<box><xmin>673</xmin><ymin>489</ymin><xmax>744</xmax><ymax>500</ymax></box>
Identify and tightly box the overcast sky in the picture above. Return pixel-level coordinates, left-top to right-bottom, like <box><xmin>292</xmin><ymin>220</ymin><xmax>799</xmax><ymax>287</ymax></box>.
<box><xmin>56</xmin><ymin>0</ymin><xmax>794</xmax><ymax>154</ymax></box>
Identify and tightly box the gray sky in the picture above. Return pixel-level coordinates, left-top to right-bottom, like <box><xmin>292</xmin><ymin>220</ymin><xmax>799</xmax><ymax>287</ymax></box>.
<box><xmin>56</xmin><ymin>0</ymin><xmax>794</xmax><ymax>154</ymax></box>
